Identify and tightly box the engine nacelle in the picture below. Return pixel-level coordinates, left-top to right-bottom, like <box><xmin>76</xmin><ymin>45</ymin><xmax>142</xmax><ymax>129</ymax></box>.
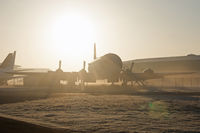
<box><xmin>88</xmin><ymin>53</ymin><xmax>122</xmax><ymax>82</ymax></box>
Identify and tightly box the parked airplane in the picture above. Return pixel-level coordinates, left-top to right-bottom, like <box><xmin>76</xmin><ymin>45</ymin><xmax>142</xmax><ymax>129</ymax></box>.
<box><xmin>9</xmin><ymin>44</ymin><xmax>123</xmax><ymax>86</ymax></box>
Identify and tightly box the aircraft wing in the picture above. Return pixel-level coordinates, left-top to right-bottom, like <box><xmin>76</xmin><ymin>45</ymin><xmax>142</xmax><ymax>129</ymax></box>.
<box><xmin>7</xmin><ymin>71</ymin><xmax>46</xmax><ymax>76</ymax></box>
<box><xmin>6</xmin><ymin>68</ymin><xmax>51</xmax><ymax>76</ymax></box>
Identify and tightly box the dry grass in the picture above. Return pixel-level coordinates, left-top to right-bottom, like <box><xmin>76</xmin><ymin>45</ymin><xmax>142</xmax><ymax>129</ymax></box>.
<box><xmin>0</xmin><ymin>86</ymin><xmax>199</xmax><ymax>133</ymax></box>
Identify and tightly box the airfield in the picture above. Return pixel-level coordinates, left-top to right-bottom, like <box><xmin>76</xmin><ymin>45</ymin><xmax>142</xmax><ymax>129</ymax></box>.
<box><xmin>0</xmin><ymin>50</ymin><xmax>200</xmax><ymax>132</ymax></box>
<box><xmin>0</xmin><ymin>84</ymin><xmax>199</xmax><ymax>133</ymax></box>
<box><xmin>1</xmin><ymin>0</ymin><xmax>200</xmax><ymax>132</ymax></box>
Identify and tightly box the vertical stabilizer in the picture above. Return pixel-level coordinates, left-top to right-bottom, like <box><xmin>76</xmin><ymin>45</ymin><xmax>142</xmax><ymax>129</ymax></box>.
<box><xmin>0</xmin><ymin>51</ymin><xmax>16</xmax><ymax>70</ymax></box>
<box><xmin>94</xmin><ymin>43</ymin><xmax>96</xmax><ymax>60</ymax></box>
<box><xmin>59</xmin><ymin>60</ymin><xmax>61</xmax><ymax>70</ymax></box>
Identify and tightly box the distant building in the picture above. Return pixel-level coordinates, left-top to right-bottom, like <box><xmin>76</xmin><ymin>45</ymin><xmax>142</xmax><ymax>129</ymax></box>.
<box><xmin>123</xmin><ymin>54</ymin><xmax>200</xmax><ymax>73</ymax></box>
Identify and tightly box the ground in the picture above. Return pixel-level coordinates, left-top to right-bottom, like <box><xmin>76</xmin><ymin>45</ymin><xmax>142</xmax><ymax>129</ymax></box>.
<box><xmin>0</xmin><ymin>86</ymin><xmax>199</xmax><ymax>133</ymax></box>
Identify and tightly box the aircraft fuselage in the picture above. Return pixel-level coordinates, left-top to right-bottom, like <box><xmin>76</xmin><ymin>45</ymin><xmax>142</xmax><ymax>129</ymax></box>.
<box><xmin>88</xmin><ymin>53</ymin><xmax>123</xmax><ymax>82</ymax></box>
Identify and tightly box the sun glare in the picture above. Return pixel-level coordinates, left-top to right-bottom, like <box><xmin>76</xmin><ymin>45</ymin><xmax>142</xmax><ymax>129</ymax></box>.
<box><xmin>51</xmin><ymin>13</ymin><xmax>96</xmax><ymax>62</ymax></box>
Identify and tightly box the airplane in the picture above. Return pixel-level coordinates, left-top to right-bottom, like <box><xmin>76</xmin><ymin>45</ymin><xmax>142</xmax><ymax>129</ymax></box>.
<box><xmin>78</xmin><ymin>43</ymin><xmax>194</xmax><ymax>87</ymax></box>
<box><xmin>7</xmin><ymin>44</ymin><xmax>122</xmax><ymax>87</ymax></box>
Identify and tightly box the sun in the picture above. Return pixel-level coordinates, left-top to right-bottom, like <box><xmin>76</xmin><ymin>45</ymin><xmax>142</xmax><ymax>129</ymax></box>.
<box><xmin>51</xmin><ymin>13</ymin><xmax>96</xmax><ymax>62</ymax></box>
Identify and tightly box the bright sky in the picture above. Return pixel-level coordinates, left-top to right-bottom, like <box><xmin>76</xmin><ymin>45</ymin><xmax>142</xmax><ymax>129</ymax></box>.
<box><xmin>0</xmin><ymin>0</ymin><xmax>200</xmax><ymax>71</ymax></box>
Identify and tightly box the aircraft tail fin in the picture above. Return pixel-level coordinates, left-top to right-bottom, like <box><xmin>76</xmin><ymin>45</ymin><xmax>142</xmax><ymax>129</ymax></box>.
<box><xmin>94</xmin><ymin>43</ymin><xmax>96</xmax><ymax>60</ymax></box>
<box><xmin>0</xmin><ymin>51</ymin><xmax>16</xmax><ymax>70</ymax></box>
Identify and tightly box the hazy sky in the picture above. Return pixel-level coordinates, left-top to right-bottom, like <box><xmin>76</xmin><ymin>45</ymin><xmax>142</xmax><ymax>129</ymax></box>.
<box><xmin>0</xmin><ymin>0</ymin><xmax>200</xmax><ymax>71</ymax></box>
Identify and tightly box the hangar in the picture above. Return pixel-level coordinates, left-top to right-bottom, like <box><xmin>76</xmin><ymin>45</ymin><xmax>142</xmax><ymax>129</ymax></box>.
<box><xmin>123</xmin><ymin>54</ymin><xmax>200</xmax><ymax>73</ymax></box>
